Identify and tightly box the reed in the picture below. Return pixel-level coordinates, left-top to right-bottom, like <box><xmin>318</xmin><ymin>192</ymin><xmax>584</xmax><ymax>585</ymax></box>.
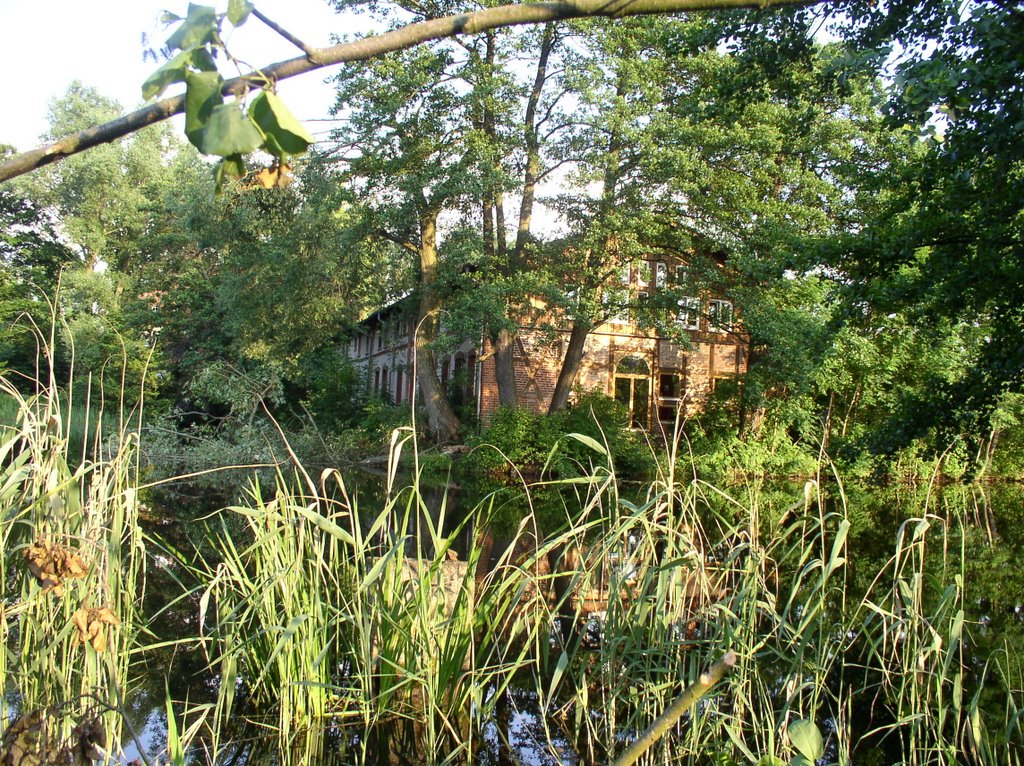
<box><xmin>192</xmin><ymin>427</ymin><xmax>1022</xmax><ymax>766</ymax></box>
<box><xmin>0</xmin><ymin>373</ymin><xmax>146</xmax><ymax>763</ymax></box>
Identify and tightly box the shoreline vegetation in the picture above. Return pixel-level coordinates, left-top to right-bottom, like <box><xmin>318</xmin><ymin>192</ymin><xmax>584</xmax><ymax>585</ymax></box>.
<box><xmin>1</xmin><ymin>372</ymin><xmax>1022</xmax><ymax>765</ymax></box>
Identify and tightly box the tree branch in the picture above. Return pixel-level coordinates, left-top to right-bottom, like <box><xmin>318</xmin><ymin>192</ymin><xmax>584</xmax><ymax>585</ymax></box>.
<box><xmin>251</xmin><ymin>6</ymin><xmax>326</xmax><ymax>62</ymax></box>
<box><xmin>0</xmin><ymin>0</ymin><xmax>824</xmax><ymax>185</ymax></box>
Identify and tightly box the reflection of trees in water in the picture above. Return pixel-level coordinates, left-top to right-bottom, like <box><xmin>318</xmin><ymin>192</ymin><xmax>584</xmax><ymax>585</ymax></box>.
<box><xmin>130</xmin><ymin>479</ymin><xmax>1024</xmax><ymax>765</ymax></box>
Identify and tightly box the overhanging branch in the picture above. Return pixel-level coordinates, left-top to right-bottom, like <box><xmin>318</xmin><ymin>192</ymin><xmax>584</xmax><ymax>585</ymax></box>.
<box><xmin>0</xmin><ymin>0</ymin><xmax>826</xmax><ymax>184</ymax></box>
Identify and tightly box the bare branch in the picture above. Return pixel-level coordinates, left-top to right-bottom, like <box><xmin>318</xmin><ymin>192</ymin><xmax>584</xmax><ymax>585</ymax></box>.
<box><xmin>0</xmin><ymin>0</ymin><xmax>825</xmax><ymax>184</ymax></box>
<box><xmin>251</xmin><ymin>6</ymin><xmax>326</xmax><ymax>62</ymax></box>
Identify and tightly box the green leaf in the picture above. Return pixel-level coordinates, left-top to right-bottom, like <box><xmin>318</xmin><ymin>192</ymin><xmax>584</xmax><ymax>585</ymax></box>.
<box><xmin>565</xmin><ymin>432</ymin><xmax>607</xmax><ymax>455</ymax></box>
<box><xmin>213</xmin><ymin>154</ymin><xmax>246</xmax><ymax>193</ymax></box>
<box><xmin>166</xmin><ymin>3</ymin><xmax>219</xmax><ymax>51</ymax></box>
<box><xmin>141</xmin><ymin>46</ymin><xmax>218</xmax><ymax>100</ymax></box>
<box><xmin>292</xmin><ymin>502</ymin><xmax>356</xmax><ymax>546</ymax></box>
<box><xmin>183</xmin><ymin>70</ymin><xmax>224</xmax><ymax>149</ymax></box>
<box><xmin>756</xmin><ymin>757</ymin><xmax>786</xmax><ymax>766</ymax></box>
<box><xmin>142</xmin><ymin>50</ymin><xmax>191</xmax><ymax>100</ymax></box>
<box><xmin>228</xmin><ymin>0</ymin><xmax>253</xmax><ymax>26</ymax></box>
<box><xmin>789</xmin><ymin>720</ymin><xmax>824</xmax><ymax>762</ymax></box>
<box><xmin>201</xmin><ymin>102</ymin><xmax>265</xmax><ymax>157</ymax></box>
<box><xmin>248</xmin><ymin>90</ymin><xmax>314</xmax><ymax>159</ymax></box>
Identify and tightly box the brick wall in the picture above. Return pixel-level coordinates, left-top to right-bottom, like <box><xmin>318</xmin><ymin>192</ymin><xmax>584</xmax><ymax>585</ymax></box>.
<box><xmin>478</xmin><ymin>322</ymin><xmax>748</xmax><ymax>428</ymax></box>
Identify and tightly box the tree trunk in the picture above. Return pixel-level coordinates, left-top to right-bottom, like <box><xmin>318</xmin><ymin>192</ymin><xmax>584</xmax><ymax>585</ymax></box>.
<box><xmin>548</xmin><ymin>320</ymin><xmax>591</xmax><ymax>413</ymax></box>
<box><xmin>492</xmin><ymin>326</ymin><xmax>518</xmax><ymax>407</ymax></box>
<box><xmin>477</xmin><ymin>30</ymin><xmax>520</xmax><ymax>409</ymax></box>
<box><xmin>416</xmin><ymin>208</ymin><xmax>461</xmax><ymax>443</ymax></box>
<box><xmin>548</xmin><ymin>73</ymin><xmax>624</xmax><ymax>414</ymax></box>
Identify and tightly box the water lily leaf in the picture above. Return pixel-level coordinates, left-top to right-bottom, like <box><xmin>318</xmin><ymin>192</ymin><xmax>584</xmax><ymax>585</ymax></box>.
<box><xmin>789</xmin><ymin>719</ymin><xmax>824</xmax><ymax>761</ymax></box>
<box><xmin>184</xmin><ymin>70</ymin><xmax>224</xmax><ymax>149</ymax></box>
<box><xmin>228</xmin><ymin>0</ymin><xmax>253</xmax><ymax>26</ymax></box>
<box><xmin>166</xmin><ymin>3</ymin><xmax>219</xmax><ymax>51</ymax></box>
<box><xmin>201</xmin><ymin>103</ymin><xmax>264</xmax><ymax>157</ymax></box>
<box><xmin>248</xmin><ymin>90</ymin><xmax>314</xmax><ymax>158</ymax></box>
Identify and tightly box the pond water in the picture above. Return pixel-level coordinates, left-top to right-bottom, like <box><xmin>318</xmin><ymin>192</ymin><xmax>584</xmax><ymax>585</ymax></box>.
<box><xmin>120</xmin><ymin>474</ymin><xmax>1024</xmax><ymax>765</ymax></box>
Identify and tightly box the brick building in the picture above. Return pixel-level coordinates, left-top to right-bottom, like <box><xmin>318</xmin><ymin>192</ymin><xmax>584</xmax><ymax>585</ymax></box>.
<box><xmin>347</xmin><ymin>257</ymin><xmax>749</xmax><ymax>432</ymax></box>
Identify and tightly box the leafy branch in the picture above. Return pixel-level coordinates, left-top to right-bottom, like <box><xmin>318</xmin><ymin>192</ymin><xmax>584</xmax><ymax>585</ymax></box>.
<box><xmin>0</xmin><ymin>0</ymin><xmax>828</xmax><ymax>184</ymax></box>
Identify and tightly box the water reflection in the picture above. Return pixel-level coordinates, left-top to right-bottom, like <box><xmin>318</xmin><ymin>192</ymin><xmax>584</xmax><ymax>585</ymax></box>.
<box><xmin>126</xmin><ymin>476</ymin><xmax>1024</xmax><ymax>765</ymax></box>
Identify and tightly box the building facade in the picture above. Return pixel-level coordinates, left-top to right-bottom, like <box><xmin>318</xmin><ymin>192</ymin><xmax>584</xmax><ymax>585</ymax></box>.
<box><xmin>347</xmin><ymin>257</ymin><xmax>749</xmax><ymax>432</ymax></box>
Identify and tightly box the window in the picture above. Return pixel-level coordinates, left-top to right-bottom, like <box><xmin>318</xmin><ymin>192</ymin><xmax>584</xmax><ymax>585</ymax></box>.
<box><xmin>382</xmin><ymin>367</ymin><xmax>389</xmax><ymax>398</ymax></box>
<box><xmin>676</xmin><ymin>297</ymin><xmax>701</xmax><ymax>330</ymax></box>
<box><xmin>637</xmin><ymin>261</ymin><xmax>650</xmax><ymax>288</ymax></box>
<box><xmin>633</xmin><ymin>291</ymin><xmax>650</xmax><ymax>321</ymax></box>
<box><xmin>655</xmin><ymin>262</ymin><xmax>667</xmax><ymax>288</ymax></box>
<box><xmin>619</xmin><ymin>264</ymin><xmax>632</xmax><ymax>285</ymax></box>
<box><xmin>376</xmin><ymin>331</ymin><xmax>383</xmax><ymax>351</ymax></box>
<box><xmin>395</xmin><ymin>369</ymin><xmax>403</xmax><ymax>404</ymax></box>
<box><xmin>674</xmin><ymin>265</ymin><xmax>689</xmax><ymax>286</ymax></box>
<box><xmin>373</xmin><ymin>368</ymin><xmax>380</xmax><ymax>392</ymax></box>
<box><xmin>659</xmin><ymin>372</ymin><xmax>682</xmax><ymax>399</ymax></box>
<box><xmin>658</xmin><ymin>370</ymin><xmax>685</xmax><ymax>423</ymax></box>
<box><xmin>708</xmin><ymin>300</ymin><xmax>733</xmax><ymax>333</ymax></box>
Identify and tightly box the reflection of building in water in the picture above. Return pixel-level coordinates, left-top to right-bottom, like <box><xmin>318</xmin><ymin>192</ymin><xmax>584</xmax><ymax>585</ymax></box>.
<box><xmin>348</xmin><ymin>255</ymin><xmax>748</xmax><ymax>432</ymax></box>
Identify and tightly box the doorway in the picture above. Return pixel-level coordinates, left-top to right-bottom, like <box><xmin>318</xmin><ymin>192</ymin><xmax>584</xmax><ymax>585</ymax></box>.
<box><xmin>614</xmin><ymin>356</ymin><xmax>651</xmax><ymax>429</ymax></box>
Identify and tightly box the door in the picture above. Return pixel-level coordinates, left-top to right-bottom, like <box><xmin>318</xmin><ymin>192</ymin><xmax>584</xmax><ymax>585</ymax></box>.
<box><xmin>614</xmin><ymin>356</ymin><xmax>651</xmax><ymax>429</ymax></box>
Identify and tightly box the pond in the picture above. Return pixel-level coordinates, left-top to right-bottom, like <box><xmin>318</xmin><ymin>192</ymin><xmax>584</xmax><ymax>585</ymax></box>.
<box><xmin>97</xmin><ymin>475</ymin><xmax>1024</xmax><ymax>764</ymax></box>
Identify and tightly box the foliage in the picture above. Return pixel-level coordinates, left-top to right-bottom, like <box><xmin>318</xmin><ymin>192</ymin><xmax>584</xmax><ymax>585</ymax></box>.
<box><xmin>144</xmin><ymin>2</ymin><xmax>314</xmax><ymax>187</ymax></box>
<box><xmin>0</xmin><ymin>374</ymin><xmax>146</xmax><ymax>761</ymax></box>
<box><xmin>465</xmin><ymin>393</ymin><xmax>651</xmax><ymax>477</ymax></box>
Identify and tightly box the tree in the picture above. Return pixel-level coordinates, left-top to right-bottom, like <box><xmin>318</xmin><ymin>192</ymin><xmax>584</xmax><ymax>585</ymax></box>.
<box><xmin>809</xmin><ymin>0</ymin><xmax>1024</xmax><ymax>455</ymax></box>
<box><xmin>0</xmin><ymin>146</ymin><xmax>77</xmax><ymax>376</ymax></box>
<box><xmin>0</xmin><ymin>0</ymin><xmax>823</xmax><ymax>185</ymax></box>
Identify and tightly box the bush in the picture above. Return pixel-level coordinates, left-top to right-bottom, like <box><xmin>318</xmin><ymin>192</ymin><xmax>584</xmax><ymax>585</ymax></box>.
<box><xmin>464</xmin><ymin>392</ymin><xmax>654</xmax><ymax>478</ymax></box>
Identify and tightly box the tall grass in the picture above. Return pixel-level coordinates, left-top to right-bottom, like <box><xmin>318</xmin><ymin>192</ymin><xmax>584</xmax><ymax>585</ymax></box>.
<box><xmin>3</xmin><ymin>361</ymin><xmax>1018</xmax><ymax>765</ymax></box>
<box><xmin>0</xmin><ymin>374</ymin><xmax>146</xmax><ymax>763</ymax></box>
<box><xmin>191</xmin><ymin>428</ymin><xmax>1023</xmax><ymax>766</ymax></box>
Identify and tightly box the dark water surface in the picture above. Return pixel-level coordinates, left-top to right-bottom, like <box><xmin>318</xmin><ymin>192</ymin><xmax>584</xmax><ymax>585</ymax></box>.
<box><xmin>123</xmin><ymin>476</ymin><xmax>1024</xmax><ymax>765</ymax></box>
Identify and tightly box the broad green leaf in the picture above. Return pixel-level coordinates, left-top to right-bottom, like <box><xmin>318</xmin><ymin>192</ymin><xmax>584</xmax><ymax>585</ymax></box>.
<box><xmin>166</xmin><ymin>4</ymin><xmax>219</xmax><ymax>51</ymax></box>
<box><xmin>756</xmin><ymin>757</ymin><xmax>786</xmax><ymax>766</ymax></box>
<box><xmin>142</xmin><ymin>50</ymin><xmax>191</xmax><ymax>100</ymax></box>
<box><xmin>201</xmin><ymin>103</ymin><xmax>264</xmax><ymax>157</ymax></box>
<box><xmin>141</xmin><ymin>46</ymin><xmax>218</xmax><ymax>100</ymax></box>
<box><xmin>183</xmin><ymin>70</ymin><xmax>224</xmax><ymax>149</ymax></box>
<box><xmin>228</xmin><ymin>0</ymin><xmax>253</xmax><ymax>26</ymax></box>
<box><xmin>214</xmin><ymin>154</ymin><xmax>246</xmax><ymax>193</ymax></box>
<box><xmin>789</xmin><ymin>720</ymin><xmax>824</xmax><ymax>761</ymax></box>
<box><xmin>248</xmin><ymin>90</ymin><xmax>314</xmax><ymax>158</ymax></box>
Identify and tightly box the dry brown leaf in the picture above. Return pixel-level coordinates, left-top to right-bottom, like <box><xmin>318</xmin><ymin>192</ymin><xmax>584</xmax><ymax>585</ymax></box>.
<box><xmin>255</xmin><ymin>163</ymin><xmax>293</xmax><ymax>189</ymax></box>
<box><xmin>23</xmin><ymin>539</ymin><xmax>88</xmax><ymax>596</ymax></box>
<box><xmin>71</xmin><ymin>607</ymin><xmax>119</xmax><ymax>653</ymax></box>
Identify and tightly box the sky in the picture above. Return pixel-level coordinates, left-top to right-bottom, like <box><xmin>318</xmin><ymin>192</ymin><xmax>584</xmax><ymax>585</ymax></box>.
<box><xmin>0</xmin><ymin>0</ymin><xmax>352</xmax><ymax>152</ymax></box>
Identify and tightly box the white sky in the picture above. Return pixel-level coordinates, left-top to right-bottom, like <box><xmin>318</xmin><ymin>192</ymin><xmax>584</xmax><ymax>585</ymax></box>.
<box><xmin>0</xmin><ymin>0</ymin><xmax>352</xmax><ymax>151</ymax></box>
